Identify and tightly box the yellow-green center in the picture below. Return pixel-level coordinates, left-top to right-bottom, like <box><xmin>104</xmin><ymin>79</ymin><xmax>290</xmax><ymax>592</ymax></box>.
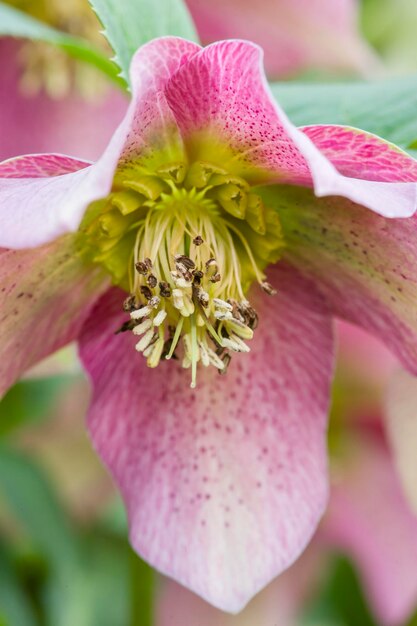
<box><xmin>81</xmin><ymin>159</ymin><xmax>284</xmax><ymax>386</ymax></box>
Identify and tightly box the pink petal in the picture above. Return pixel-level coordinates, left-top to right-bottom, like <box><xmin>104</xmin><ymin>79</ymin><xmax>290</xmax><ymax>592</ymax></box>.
<box><xmin>337</xmin><ymin>321</ymin><xmax>398</xmax><ymax>388</ymax></box>
<box><xmin>259</xmin><ymin>185</ymin><xmax>417</xmax><ymax>375</ymax></box>
<box><xmin>301</xmin><ymin>125</ymin><xmax>417</xmax><ymax>218</ymax></box>
<box><xmin>324</xmin><ymin>432</ymin><xmax>417</xmax><ymax>626</ymax></box>
<box><xmin>186</xmin><ymin>0</ymin><xmax>378</xmax><ymax>78</ymax></box>
<box><xmin>164</xmin><ymin>40</ymin><xmax>417</xmax><ymax>218</ymax></box>
<box><xmin>156</xmin><ymin>542</ymin><xmax>323</xmax><ymax>626</ymax></box>
<box><xmin>0</xmin><ymin>39</ymin><xmax>128</xmax><ymax>162</ymax></box>
<box><xmin>0</xmin><ymin>155</ymin><xmax>102</xmax><ymax>248</ymax></box>
<box><xmin>79</xmin><ymin>264</ymin><xmax>334</xmax><ymax>612</ymax></box>
<box><xmin>0</xmin><ymin>236</ymin><xmax>108</xmax><ymax>397</ymax></box>
<box><xmin>0</xmin><ymin>153</ymin><xmax>91</xmax><ymax>177</ymax></box>
<box><xmin>0</xmin><ymin>38</ymin><xmax>199</xmax><ymax>249</ymax></box>
<box><xmin>386</xmin><ymin>369</ymin><xmax>417</xmax><ymax>516</ymax></box>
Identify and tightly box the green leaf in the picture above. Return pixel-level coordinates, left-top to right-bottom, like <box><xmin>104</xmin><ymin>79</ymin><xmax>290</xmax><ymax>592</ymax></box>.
<box><xmin>0</xmin><ymin>542</ymin><xmax>38</xmax><ymax>626</ymax></box>
<box><xmin>44</xmin><ymin>531</ymin><xmax>131</xmax><ymax>626</ymax></box>
<box><xmin>89</xmin><ymin>0</ymin><xmax>199</xmax><ymax>85</ymax></box>
<box><xmin>0</xmin><ymin>376</ymin><xmax>73</xmax><ymax>438</ymax></box>
<box><xmin>0</xmin><ymin>445</ymin><xmax>79</xmax><ymax>569</ymax></box>
<box><xmin>0</xmin><ymin>446</ymin><xmax>134</xmax><ymax>626</ymax></box>
<box><xmin>0</xmin><ymin>1</ymin><xmax>125</xmax><ymax>89</ymax></box>
<box><xmin>302</xmin><ymin>554</ymin><xmax>378</xmax><ymax>626</ymax></box>
<box><xmin>271</xmin><ymin>75</ymin><xmax>417</xmax><ymax>149</ymax></box>
<box><xmin>130</xmin><ymin>550</ymin><xmax>154</xmax><ymax>626</ymax></box>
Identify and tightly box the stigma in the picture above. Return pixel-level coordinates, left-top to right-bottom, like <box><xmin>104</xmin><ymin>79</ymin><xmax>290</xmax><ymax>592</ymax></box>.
<box><xmin>83</xmin><ymin>159</ymin><xmax>284</xmax><ymax>386</ymax></box>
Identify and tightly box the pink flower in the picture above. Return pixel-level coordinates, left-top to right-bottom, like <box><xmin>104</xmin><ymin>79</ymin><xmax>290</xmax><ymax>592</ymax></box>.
<box><xmin>186</xmin><ymin>0</ymin><xmax>379</xmax><ymax>78</ymax></box>
<box><xmin>0</xmin><ymin>39</ymin><xmax>128</xmax><ymax>162</ymax></box>
<box><xmin>2</xmin><ymin>37</ymin><xmax>417</xmax><ymax>612</ymax></box>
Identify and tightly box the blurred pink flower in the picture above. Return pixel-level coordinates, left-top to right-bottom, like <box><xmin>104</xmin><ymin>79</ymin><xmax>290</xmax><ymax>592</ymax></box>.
<box><xmin>0</xmin><ymin>39</ymin><xmax>128</xmax><ymax>161</ymax></box>
<box><xmin>186</xmin><ymin>0</ymin><xmax>379</xmax><ymax>78</ymax></box>
<box><xmin>1</xmin><ymin>37</ymin><xmax>417</xmax><ymax>612</ymax></box>
<box><xmin>325</xmin><ymin>421</ymin><xmax>417</xmax><ymax>626</ymax></box>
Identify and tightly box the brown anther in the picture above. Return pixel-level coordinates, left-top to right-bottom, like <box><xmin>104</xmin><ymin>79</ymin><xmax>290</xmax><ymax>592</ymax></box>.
<box><xmin>140</xmin><ymin>285</ymin><xmax>153</xmax><ymax>300</ymax></box>
<box><xmin>192</xmin><ymin>270</ymin><xmax>204</xmax><ymax>286</ymax></box>
<box><xmin>159</xmin><ymin>281</ymin><xmax>172</xmax><ymax>297</ymax></box>
<box><xmin>261</xmin><ymin>281</ymin><xmax>277</xmax><ymax>296</ymax></box>
<box><xmin>122</xmin><ymin>295</ymin><xmax>137</xmax><ymax>312</ymax></box>
<box><xmin>210</xmin><ymin>273</ymin><xmax>221</xmax><ymax>283</ymax></box>
<box><xmin>218</xmin><ymin>353</ymin><xmax>232</xmax><ymax>374</ymax></box>
<box><xmin>144</xmin><ymin>257</ymin><xmax>153</xmax><ymax>269</ymax></box>
<box><xmin>176</xmin><ymin>262</ymin><xmax>193</xmax><ymax>282</ymax></box>
<box><xmin>196</xmin><ymin>287</ymin><xmax>209</xmax><ymax>308</ymax></box>
<box><xmin>174</xmin><ymin>254</ymin><xmax>196</xmax><ymax>270</ymax></box>
<box><xmin>193</xmin><ymin>235</ymin><xmax>204</xmax><ymax>246</ymax></box>
<box><xmin>205</xmin><ymin>258</ymin><xmax>217</xmax><ymax>271</ymax></box>
<box><xmin>147</xmin><ymin>274</ymin><xmax>158</xmax><ymax>289</ymax></box>
<box><xmin>115</xmin><ymin>319</ymin><xmax>137</xmax><ymax>334</ymax></box>
<box><xmin>135</xmin><ymin>261</ymin><xmax>148</xmax><ymax>275</ymax></box>
<box><xmin>228</xmin><ymin>299</ymin><xmax>245</xmax><ymax>323</ymax></box>
<box><xmin>238</xmin><ymin>301</ymin><xmax>259</xmax><ymax>330</ymax></box>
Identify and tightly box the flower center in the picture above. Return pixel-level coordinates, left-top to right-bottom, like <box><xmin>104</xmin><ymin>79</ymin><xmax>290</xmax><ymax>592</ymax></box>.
<box><xmin>82</xmin><ymin>160</ymin><xmax>284</xmax><ymax>386</ymax></box>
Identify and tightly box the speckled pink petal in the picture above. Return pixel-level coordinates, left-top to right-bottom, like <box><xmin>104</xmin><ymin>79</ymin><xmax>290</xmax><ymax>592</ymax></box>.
<box><xmin>300</xmin><ymin>125</ymin><xmax>417</xmax><ymax>218</ymax></box>
<box><xmin>0</xmin><ymin>38</ymin><xmax>200</xmax><ymax>249</ymax></box>
<box><xmin>186</xmin><ymin>0</ymin><xmax>378</xmax><ymax>78</ymax></box>
<box><xmin>116</xmin><ymin>36</ymin><xmax>200</xmax><ymax>165</ymax></box>
<box><xmin>324</xmin><ymin>432</ymin><xmax>417</xmax><ymax>626</ymax></box>
<box><xmin>0</xmin><ymin>153</ymin><xmax>91</xmax><ymax>177</ymax></box>
<box><xmin>165</xmin><ymin>40</ymin><xmax>417</xmax><ymax>218</ymax></box>
<box><xmin>0</xmin><ymin>39</ymin><xmax>128</xmax><ymax>162</ymax></box>
<box><xmin>79</xmin><ymin>264</ymin><xmax>334</xmax><ymax>612</ymax></box>
<box><xmin>0</xmin><ymin>154</ymin><xmax>101</xmax><ymax>248</ymax></box>
<box><xmin>259</xmin><ymin>185</ymin><xmax>417</xmax><ymax>374</ymax></box>
<box><xmin>0</xmin><ymin>236</ymin><xmax>108</xmax><ymax>397</ymax></box>
<box><xmin>386</xmin><ymin>369</ymin><xmax>417</xmax><ymax>516</ymax></box>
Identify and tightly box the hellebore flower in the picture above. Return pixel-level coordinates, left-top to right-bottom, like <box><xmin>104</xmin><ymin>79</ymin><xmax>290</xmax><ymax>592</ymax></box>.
<box><xmin>2</xmin><ymin>37</ymin><xmax>417</xmax><ymax>611</ymax></box>
<box><xmin>0</xmin><ymin>39</ymin><xmax>128</xmax><ymax>162</ymax></box>
<box><xmin>186</xmin><ymin>0</ymin><xmax>379</xmax><ymax>78</ymax></box>
<box><xmin>0</xmin><ymin>0</ymin><xmax>128</xmax><ymax>162</ymax></box>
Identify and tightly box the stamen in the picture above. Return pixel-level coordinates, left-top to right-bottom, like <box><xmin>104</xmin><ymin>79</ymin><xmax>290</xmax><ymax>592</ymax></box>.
<box><xmin>85</xmin><ymin>157</ymin><xmax>283</xmax><ymax>386</ymax></box>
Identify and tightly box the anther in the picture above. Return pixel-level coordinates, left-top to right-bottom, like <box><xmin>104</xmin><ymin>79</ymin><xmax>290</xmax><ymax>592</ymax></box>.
<box><xmin>149</xmin><ymin>296</ymin><xmax>161</xmax><ymax>308</ymax></box>
<box><xmin>174</xmin><ymin>255</ymin><xmax>195</xmax><ymax>270</ymax></box>
<box><xmin>132</xmin><ymin>318</ymin><xmax>153</xmax><ymax>335</ymax></box>
<box><xmin>196</xmin><ymin>287</ymin><xmax>209</xmax><ymax>308</ymax></box>
<box><xmin>159</xmin><ymin>281</ymin><xmax>172</xmax><ymax>297</ymax></box>
<box><xmin>147</xmin><ymin>274</ymin><xmax>158</xmax><ymax>288</ymax></box>
<box><xmin>261</xmin><ymin>281</ymin><xmax>277</xmax><ymax>296</ymax></box>
<box><xmin>192</xmin><ymin>270</ymin><xmax>204</xmax><ymax>286</ymax></box>
<box><xmin>210</xmin><ymin>273</ymin><xmax>221</xmax><ymax>283</ymax></box>
<box><xmin>135</xmin><ymin>261</ymin><xmax>149</xmax><ymax>275</ymax></box>
<box><xmin>213</xmin><ymin>298</ymin><xmax>233</xmax><ymax>311</ymax></box>
<box><xmin>140</xmin><ymin>285</ymin><xmax>153</xmax><ymax>300</ymax></box>
<box><xmin>218</xmin><ymin>353</ymin><xmax>232</xmax><ymax>374</ymax></box>
<box><xmin>115</xmin><ymin>319</ymin><xmax>137</xmax><ymax>334</ymax></box>
<box><xmin>205</xmin><ymin>258</ymin><xmax>217</xmax><ymax>273</ymax></box>
<box><xmin>153</xmin><ymin>309</ymin><xmax>167</xmax><ymax>326</ymax></box>
<box><xmin>193</xmin><ymin>235</ymin><xmax>204</xmax><ymax>246</ymax></box>
<box><xmin>176</xmin><ymin>265</ymin><xmax>193</xmax><ymax>282</ymax></box>
<box><xmin>123</xmin><ymin>294</ymin><xmax>137</xmax><ymax>312</ymax></box>
<box><xmin>144</xmin><ymin>257</ymin><xmax>153</xmax><ymax>269</ymax></box>
<box><xmin>135</xmin><ymin>329</ymin><xmax>155</xmax><ymax>352</ymax></box>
